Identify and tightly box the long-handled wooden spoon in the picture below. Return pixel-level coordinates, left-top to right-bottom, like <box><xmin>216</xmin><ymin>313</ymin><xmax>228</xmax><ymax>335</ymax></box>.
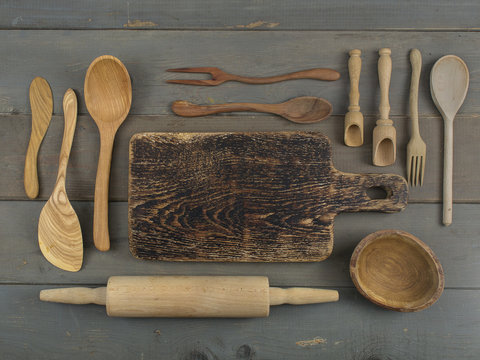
<box><xmin>85</xmin><ymin>55</ymin><xmax>132</xmax><ymax>251</ymax></box>
<box><xmin>25</xmin><ymin>77</ymin><xmax>53</xmax><ymax>199</ymax></box>
<box><xmin>431</xmin><ymin>55</ymin><xmax>469</xmax><ymax>226</ymax></box>
<box><xmin>171</xmin><ymin>96</ymin><xmax>332</xmax><ymax>124</ymax></box>
<box><xmin>38</xmin><ymin>89</ymin><xmax>83</xmax><ymax>272</ymax></box>
<box><xmin>372</xmin><ymin>48</ymin><xmax>396</xmax><ymax>166</ymax></box>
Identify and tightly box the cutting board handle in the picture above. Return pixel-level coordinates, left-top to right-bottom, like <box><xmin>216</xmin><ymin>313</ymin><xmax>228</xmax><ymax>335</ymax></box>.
<box><xmin>334</xmin><ymin>172</ymin><xmax>408</xmax><ymax>213</ymax></box>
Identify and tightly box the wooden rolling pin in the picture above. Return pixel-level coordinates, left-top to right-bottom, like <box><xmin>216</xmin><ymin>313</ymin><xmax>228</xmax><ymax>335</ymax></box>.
<box><xmin>40</xmin><ymin>276</ymin><xmax>339</xmax><ymax>318</ymax></box>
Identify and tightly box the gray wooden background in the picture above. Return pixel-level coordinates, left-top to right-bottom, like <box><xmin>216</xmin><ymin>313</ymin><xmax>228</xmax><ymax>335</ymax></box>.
<box><xmin>1</xmin><ymin>1</ymin><xmax>479</xmax><ymax>359</ymax></box>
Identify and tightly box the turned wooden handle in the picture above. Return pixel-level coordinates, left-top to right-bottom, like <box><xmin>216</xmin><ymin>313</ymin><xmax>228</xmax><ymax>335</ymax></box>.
<box><xmin>409</xmin><ymin>49</ymin><xmax>422</xmax><ymax>137</ymax></box>
<box><xmin>443</xmin><ymin>119</ymin><xmax>454</xmax><ymax>226</ymax></box>
<box><xmin>230</xmin><ymin>68</ymin><xmax>340</xmax><ymax>84</ymax></box>
<box><xmin>39</xmin><ymin>276</ymin><xmax>339</xmax><ymax>318</ymax></box>
<box><xmin>269</xmin><ymin>287</ymin><xmax>339</xmax><ymax>305</ymax></box>
<box><xmin>348</xmin><ymin>49</ymin><xmax>361</xmax><ymax>110</ymax></box>
<box><xmin>24</xmin><ymin>77</ymin><xmax>53</xmax><ymax>199</ymax></box>
<box><xmin>378</xmin><ymin>48</ymin><xmax>392</xmax><ymax>122</ymax></box>
<box><xmin>94</xmin><ymin>133</ymin><xmax>115</xmax><ymax>251</ymax></box>
<box><xmin>172</xmin><ymin>100</ymin><xmax>279</xmax><ymax>117</ymax></box>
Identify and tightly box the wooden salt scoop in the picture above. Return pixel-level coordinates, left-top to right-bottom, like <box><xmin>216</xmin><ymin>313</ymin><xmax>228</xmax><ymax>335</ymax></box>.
<box><xmin>344</xmin><ymin>49</ymin><xmax>363</xmax><ymax>147</ymax></box>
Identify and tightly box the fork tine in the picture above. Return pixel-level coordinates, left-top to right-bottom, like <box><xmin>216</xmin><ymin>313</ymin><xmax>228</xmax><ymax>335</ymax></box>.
<box><xmin>166</xmin><ymin>79</ymin><xmax>217</xmax><ymax>86</ymax></box>
<box><xmin>167</xmin><ymin>67</ymin><xmax>215</xmax><ymax>74</ymax></box>
<box><xmin>415</xmin><ymin>156</ymin><xmax>420</xmax><ymax>186</ymax></box>
<box><xmin>420</xmin><ymin>156</ymin><xmax>425</xmax><ymax>186</ymax></box>
<box><xmin>407</xmin><ymin>156</ymin><xmax>412</xmax><ymax>185</ymax></box>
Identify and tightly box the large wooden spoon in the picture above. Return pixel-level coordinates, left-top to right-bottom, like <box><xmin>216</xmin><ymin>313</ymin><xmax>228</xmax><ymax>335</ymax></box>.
<box><xmin>38</xmin><ymin>89</ymin><xmax>83</xmax><ymax>272</ymax></box>
<box><xmin>84</xmin><ymin>55</ymin><xmax>132</xmax><ymax>251</ymax></box>
<box><xmin>171</xmin><ymin>96</ymin><xmax>332</xmax><ymax>124</ymax></box>
<box><xmin>431</xmin><ymin>55</ymin><xmax>469</xmax><ymax>226</ymax></box>
<box><xmin>25</xmin><ymin>77</ymin><xmax>53</xmax><ymax>199</ymax></box>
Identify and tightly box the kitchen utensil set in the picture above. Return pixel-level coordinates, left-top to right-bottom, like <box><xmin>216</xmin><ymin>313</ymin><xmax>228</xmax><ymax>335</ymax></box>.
<box><xmin>25</xmin><ymin>48</ymin><xmax>467</xmax><ymax>316</ymax></box>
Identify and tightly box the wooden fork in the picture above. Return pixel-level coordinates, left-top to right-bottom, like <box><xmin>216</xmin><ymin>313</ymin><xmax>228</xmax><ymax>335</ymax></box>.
<box><xmin>167</xmin><ymin>67</ymin><xmax>340</xmax><ymax>85</ymax></box>
<box><xmin>407</xmin><ymin>49</ymin><xmax>426</xmax><ymax>186</ymax></box>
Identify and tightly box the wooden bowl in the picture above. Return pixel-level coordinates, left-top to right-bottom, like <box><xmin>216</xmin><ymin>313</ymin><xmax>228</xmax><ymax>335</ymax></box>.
<box><xmin>350</xmin><ymin>230</ymin><xmax>444</xmax><ymax>312</ymax></box>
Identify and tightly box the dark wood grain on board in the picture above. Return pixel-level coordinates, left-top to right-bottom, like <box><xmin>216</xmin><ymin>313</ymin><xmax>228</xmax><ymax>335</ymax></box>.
<box><xmin>1</xmin><ymin>0</ymin><xmax>480</xmax><ymax>30</ymax></box>
<box><xmin>1</xmin><ymin>286</ymin><xmax>478</xmax><ymax>360</ymax></box>
<box><xmin>2</xmin><ymin>113</ymin><xmax>480</xmax><ymax>203</ymax></box>
<box><xmin>0</xmin><ymin>31</ymin><xmax>480</xmax><ymax>116</ymax></box>
<box><xmin>128</xmin><ymin>132</ymin><xmax>407</xmax><ymax>262</ymax></box>
<box><xmin>1</xmin><ymin>201</ymin><xmax>479</xmax><ymax>288</ymax></box>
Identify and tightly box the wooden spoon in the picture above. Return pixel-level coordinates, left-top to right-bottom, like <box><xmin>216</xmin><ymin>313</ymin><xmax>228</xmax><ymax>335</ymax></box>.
<box><xmin>84</xmin><ymin>55</ymin><xmax>132</xmax><ymax>251</ymax></box>
<box><xmin>38</xmin><ymin>89</ymin><xmax>83</xmax><ymax>272</ymax></box>
<box><xmin>431</xmin><ymin>55</ymin><xmax>469</xmax><ymax>226</ymax></box>
<box><xmin>171</xmin><ymin>96</ymin><xmax>332</xmax><ymax>124</ymax></box>
<box><xmin>25</xmin><ymin>77</ymin><xmax>53</xmax><ymax>199</ymax></box>
<box><xmin>372</xmin><ymin>48</ymin><xmax>396</xmax><ymax>166</ymax></box>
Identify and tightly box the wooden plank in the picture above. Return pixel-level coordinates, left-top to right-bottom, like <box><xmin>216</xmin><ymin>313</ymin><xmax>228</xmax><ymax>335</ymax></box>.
<box><xmin>0</xmin><ymin>285</ymin><xmax>478</xmax><ymax>359</ymax></box>
<box><xmin>2</xmin><ymin>113</ymin><xmax>479</xmax><ymax>202</ymax></box>
<box><xmin>1</xmin><ymin>201</ymin><xmax>478</xmax><ymax>288</ymax></box>
<box><xmin>1</xmin><ymin>1</ymin><xmax>480</xmax><ymax>30</ymax></box>
<box><xmin>0</xmin><ymin>31</ymin><xmax>479</xmax><ymax>116</ymax></box>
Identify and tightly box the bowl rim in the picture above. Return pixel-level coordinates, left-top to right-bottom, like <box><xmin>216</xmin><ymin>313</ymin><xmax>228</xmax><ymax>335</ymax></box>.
<box><xmin>350</xmin><ymin>229</ymin><xmax>445</xmax><ymax>312</ymax></box>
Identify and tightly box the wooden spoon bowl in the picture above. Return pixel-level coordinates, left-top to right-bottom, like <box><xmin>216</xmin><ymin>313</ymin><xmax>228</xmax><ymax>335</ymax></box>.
<box><xmin>350</xmin><ymin>230</ymin><xmax>444</xmax><ymax>312</ymax></box>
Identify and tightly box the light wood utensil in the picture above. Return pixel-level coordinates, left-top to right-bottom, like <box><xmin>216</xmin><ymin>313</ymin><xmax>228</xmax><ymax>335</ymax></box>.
<box><xmin>84</xmin><ymin>55</ymin><xmax>132</xmax><ymax>251</ymax></box>
<box><xmin>167</xmin><ymin>67</ymin><xmax>340</xmax><ymax>85</ymax></box>
<box><xmin>407</xmin><ymin>49</ymin><xmax>426</xmax><ymax>186</ymax></box>
<box><xmin>24</xmin><ymin>77</ymin><xmax>53</xmax><ymax>199</ymax></box>
<box><xmin>431</xmin><ymin>55</ymin><xmax>469</xmax><ymax>226</ymax></box>
<box><xmin>344</xmin><ymin>49</ymin><xmax>363</xmax><ymax>147</ymax></box>
<box><xmin>372</xmin><ymin>48</ymin><xmax>396</xmax><ymax>166</ymax></box>
<box><xmin>350</xmin><ymin>230</ymin><xmax>444</xmax><ymax>312</ymax></box>
<box><xmin>38</xmin><ymin>89</ymin><xmax>83</xmax><ymax>272</ymax></box>
<box><xmin>171</xmin><ymin>96</ymin><xmax>332</xmax><ymax>124</ymax></box>
<box><xmin>40</xmin><ymin>276</ymin><xmax>339</xmax><ymax>318</ymax></box>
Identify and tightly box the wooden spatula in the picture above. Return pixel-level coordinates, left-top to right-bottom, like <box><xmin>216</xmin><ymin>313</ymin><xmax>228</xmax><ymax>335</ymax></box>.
<box><xmin>38</xmin><ymin>89</ymin><xmax>83</xmax><ymax>272</ymax></box>
<box><xmin>24</xmin><ymin>77</ymin><xmax>53</xmax><ymax>199</ymax></box>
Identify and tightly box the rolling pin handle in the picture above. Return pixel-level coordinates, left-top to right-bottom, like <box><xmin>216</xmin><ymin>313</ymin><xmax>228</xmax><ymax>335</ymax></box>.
<box><xmin>40</xmin><ymin>287</ymin><xmax>107</xmax><ymax>305</ymax></box>
<box><xmin>269</xmin><ymin>287</ymin><xmax>339</xmax><ymax>306</ymax></box>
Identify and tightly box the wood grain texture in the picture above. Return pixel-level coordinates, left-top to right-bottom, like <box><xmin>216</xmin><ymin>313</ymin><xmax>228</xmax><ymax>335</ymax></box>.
<box><xmin>129</xmin><ymin>132</ymin><xmax>407</xmax><ymax>262</ymax></box>
<box><xmin>1</xmin><ymin>1</ymin><xmax>480</xmax><ymax>30</ymax></box>
<box><xmin>24</xmin><ymin>77</ymin><xmax>53</xmax><ymax>199</ymax></box>
<box><xmin>84</xmin><ymin>55</ymin><xmax>132</xmax><ymax>251</ymax></box>
<box><xmin>171</xmin><ymin>97</ymin><xmax>333</xmax><ymax>123</ymax></box>
<box><xmin>1</xmin><ymin>286</ymin><xmax>479</xmax><ymax>359</ymax></box>
<box><xmin>167</xmin><ymin>67</ymin><xmax>340</xmax><ymax>85</ymax></box>
<box><xmin>38</xmin><ymin>89</ymin><xmax>83</xmax><ymax>272</ymax></box>
<box><xmin>1</xmin><ymin>201</ymin><xmax>479</xmax><ymax>288</ymax></box>
<box><xmin>1</xmin><ymin>31</ymin><xmax>480</xmax><ymax>116</ymax></box>
<box><xmin>350</xmin><ymin>230</ymin><xmax>444</xmax><ymax>312</ymax></box>
<box><xmin>2</xmin><ymin>113</ymin><xmax>480</xmax><ymax>203</ymax></box>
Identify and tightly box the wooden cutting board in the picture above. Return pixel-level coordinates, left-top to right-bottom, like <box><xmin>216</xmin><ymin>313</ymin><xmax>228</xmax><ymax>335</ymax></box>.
<box><xmin>128</xmin><ymin>132</ymin><xmax>408</xmax><ymax>262</ymax></box>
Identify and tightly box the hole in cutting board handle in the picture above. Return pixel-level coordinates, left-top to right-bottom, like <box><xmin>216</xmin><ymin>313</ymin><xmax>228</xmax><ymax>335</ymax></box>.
<box><xmin>367</xmin><ymin>186</ymin><xmax>389</xmax><ymax>200</ymax></box>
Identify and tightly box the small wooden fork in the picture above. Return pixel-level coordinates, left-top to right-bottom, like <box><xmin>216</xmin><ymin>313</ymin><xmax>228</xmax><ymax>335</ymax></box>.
<box><xmin>167</xmin><ymin>67</ymin><xmax>340</xmax><ymax>85</ymax></box>
<box><xmin>407</xmin><ymin>49</ymin><xmax>426</xmax><ymax>186</ymax></box>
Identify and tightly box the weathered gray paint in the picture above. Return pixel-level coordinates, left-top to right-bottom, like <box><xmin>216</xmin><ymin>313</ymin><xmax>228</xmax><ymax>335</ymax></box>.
<box><xmin>1</xmin><ymin>3</ymin><xmax>480</xmax><ymax>359</ymax></box>
<box><xmin>1</xmin><ymin>1</ymin><xmax>480</xmax><ymax>30</ymax></box>
<box><xmin>0</xmin><ymin>31</ymin><xmax>479</xmax><ymax>116</ymax></box>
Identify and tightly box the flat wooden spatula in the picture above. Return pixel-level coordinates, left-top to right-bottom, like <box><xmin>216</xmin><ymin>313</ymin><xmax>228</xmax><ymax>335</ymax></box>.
<box><xmin>129</xmin><ymin>132</ymin><xmax>408</xmax><ymax>262</ymax></box>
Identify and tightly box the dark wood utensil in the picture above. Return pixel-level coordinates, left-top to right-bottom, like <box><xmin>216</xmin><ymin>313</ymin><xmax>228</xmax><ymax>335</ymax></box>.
<box><xmin>128</xmin><ymin>132</ymin><xmax>408</xmax><ymax>262</ymax></box>
<box><xmin>172</xmin><ymin>97</ymin><xmax>332</xmax><ymax>124</ymax></box>
<box><xmin>167</xmin><ymin>67</ymin><xmax>340</xmax><ymax>85</ymax></box>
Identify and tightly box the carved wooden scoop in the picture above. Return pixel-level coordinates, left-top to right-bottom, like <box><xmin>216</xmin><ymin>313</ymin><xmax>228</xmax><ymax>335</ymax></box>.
<box><xmin>38</xmin><ymin>89</ymin><xmax>83</xmax><ymax>272</ymax></box>
<box><xmin>172</xmin><ymin>97</ymin><xmax>332</xmax><ymax>123</ymax></box>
